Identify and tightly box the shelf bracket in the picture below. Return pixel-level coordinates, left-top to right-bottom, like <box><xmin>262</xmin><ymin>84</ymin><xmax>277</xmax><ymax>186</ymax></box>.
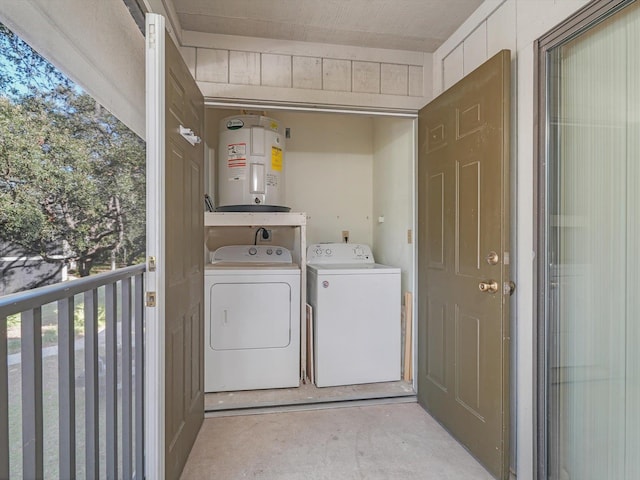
<box><xmin>179</xmin><ymin>125</ymin><xmax>201</xmax><ymax>146</ymax></box>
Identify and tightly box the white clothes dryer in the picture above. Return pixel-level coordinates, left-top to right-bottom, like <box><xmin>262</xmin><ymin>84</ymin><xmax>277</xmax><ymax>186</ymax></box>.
<box><xmin>307</xmin><ymin>243</ymin><xmax>401</xmax><ymax>387</ymax></box>
<box><xmin>204</xmin><ymin>245</ymin><xmax>300</xmax><ymax>392</ymax></box>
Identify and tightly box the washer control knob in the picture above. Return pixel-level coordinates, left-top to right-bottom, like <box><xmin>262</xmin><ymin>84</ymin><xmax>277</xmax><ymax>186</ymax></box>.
<box><xmin>315</xmin><ymin>248</ymin><xmax>323</xmax><ymax>255</ymax></box>
<box><xmin>276</xmin><ymin>249</ymin><xmax>283</xmax><ymax>255</ymax></box>
<box><xmin>248</xmin><ymin>247</ymin><xmax>257</xmax><ymax>256</ymax></box>
<box><xmin>325</xmin><ymin>249</ymin><xmax>332</xmax><ymax>255</ymax></box>
<box><xmin>266</xmin><ymin>248</ymin><xmax>273</xmax><ymax>255</ymax></box>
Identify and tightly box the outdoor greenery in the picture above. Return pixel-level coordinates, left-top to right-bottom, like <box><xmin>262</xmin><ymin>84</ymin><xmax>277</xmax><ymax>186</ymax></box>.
<box><xmin>0</xmin><ymin>23</ymin><xmax>145</xmax><ymax>287</ymax></box>
<box><xmin>5</xmin><ymin>298</ymin><xmax>107</xmax><ymax>355</ymax></box>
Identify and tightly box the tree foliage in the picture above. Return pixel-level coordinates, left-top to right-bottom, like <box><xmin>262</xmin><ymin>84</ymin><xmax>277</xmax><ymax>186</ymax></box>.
<box><xmin>0</xmin><ymin>23</ymin><xmax>145</xmax><ymax>284</ymax></box>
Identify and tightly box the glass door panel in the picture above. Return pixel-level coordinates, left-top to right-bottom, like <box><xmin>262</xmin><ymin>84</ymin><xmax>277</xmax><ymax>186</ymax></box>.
<box><xmin>545</xmin><ymin>2</ymin><xmax>640</xmax><ymax>479</ymax></box>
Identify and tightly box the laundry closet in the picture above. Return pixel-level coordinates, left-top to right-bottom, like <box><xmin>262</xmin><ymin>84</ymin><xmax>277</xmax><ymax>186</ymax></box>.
<box><xmin>203</xmin><ymin>107</ymin><xmax>416</xmax><ymax>412</ymax></box>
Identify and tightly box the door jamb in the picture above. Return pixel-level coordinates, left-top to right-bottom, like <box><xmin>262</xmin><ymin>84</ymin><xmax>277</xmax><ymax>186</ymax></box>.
<box><xmin>145</xmin><ymin>12</ymin><xmax>166</xmax><ymax>480</ymax></box>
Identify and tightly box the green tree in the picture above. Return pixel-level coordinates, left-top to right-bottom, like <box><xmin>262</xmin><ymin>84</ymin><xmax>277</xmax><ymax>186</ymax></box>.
<box><xmin>0</xmin><ymin>23</ymin><xmax>145</xmax><ymax>284</ymax></box>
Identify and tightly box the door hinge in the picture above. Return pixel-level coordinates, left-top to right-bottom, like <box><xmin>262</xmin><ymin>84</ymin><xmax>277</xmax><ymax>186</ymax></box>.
<box><xmin>148</xmin><ymin>23</ymin><xmax>156</xmax><ymax>48</ymax></box>
<box><xmin>148</xmin><ymin>256</ymin><xmax>156</xmax><ymax>272</ymax></box>
<box><xmin>146</xmin><ymin>291</ymin><xmax>157</xmax><ymax>307</ymax></box>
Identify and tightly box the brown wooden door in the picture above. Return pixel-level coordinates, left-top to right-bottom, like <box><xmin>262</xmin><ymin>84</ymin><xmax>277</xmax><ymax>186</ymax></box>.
<box><xmin>417</xmin><ymin>50</ymin><xmax>511</xmax><ymax>479</ymax></box>
<box><xmin>164</xmin><ymin>28</ymin><xmax>205</xmax><ymax>479</ymax></box>
<box><xmin>146</xmin><ymin>13</ymin><xmax>205</xmax><ymax>479</ymax></box>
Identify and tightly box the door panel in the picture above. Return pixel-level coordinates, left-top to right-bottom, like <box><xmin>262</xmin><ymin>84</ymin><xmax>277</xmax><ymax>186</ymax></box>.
<box><xmin>426</xmin><ymin>299</ymin><xmax>446</xmax><ymax>389</ymax></box>
<box><xmin>146</xmin><ymin>13</ymin><xmax>205</xmax><ymax>480</ymax></box>
<box><xmin>418</xmin><ymin>50</ymin><xmax>511</xmax><ymax>479</ymax></box>
<box><xmin>457</xmin><ymin>160</ymin><xmax>481</xmax><ymax>274</ymax></box>
<box><xmin>456</xmin><ymin>309</ymin><xmax>481</xmax><ymax>414</ymax></box>
<box><xmin>427</xmin><ymin>174</ymin><xmax>445</xmax><ymax>267</ymax></box>
<box><xmin>164</xmin><ymin>29</ymin><xmax>205</xmax><ymax>480</ymax></box>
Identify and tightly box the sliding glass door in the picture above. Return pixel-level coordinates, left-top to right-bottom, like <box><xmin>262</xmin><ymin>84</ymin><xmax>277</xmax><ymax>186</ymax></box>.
<box><xmin>538</xmin><ymin>1</ymin><xmax>639</xmax><ymax>479</ymax></box>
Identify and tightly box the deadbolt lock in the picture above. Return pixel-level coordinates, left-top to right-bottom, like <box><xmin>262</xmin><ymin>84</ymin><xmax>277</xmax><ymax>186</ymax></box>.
<box><xmin>486</xmin><ymin>251</ymin><xmax>499</xmax><ymax>265</ymax></box>
<box><xmin>479</xmin><ymin>280</ymin><xmax>499</xmax><ymax>294</ymax></box>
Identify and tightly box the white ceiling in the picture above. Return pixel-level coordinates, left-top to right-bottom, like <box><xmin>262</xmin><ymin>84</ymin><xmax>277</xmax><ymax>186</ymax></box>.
<box><xmin>169</xmin><ymin>0</ymin><xmax>484</xmax><ymax>53</ymax></box>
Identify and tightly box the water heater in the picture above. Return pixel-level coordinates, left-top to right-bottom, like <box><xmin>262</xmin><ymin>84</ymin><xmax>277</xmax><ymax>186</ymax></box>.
<box><xmin>217</xmin><ymin>115</ymin><xmax>289</xmax><ymax>212</ymax></box>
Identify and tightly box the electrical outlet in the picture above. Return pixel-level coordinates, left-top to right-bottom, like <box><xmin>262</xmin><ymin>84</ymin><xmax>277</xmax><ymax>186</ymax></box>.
<box><xmin>342</xmin><ymin>230</ymin><xmax>349</xmax><ymax>243</ymax></box>
<box><xmin>262</xmin><ymin>229</ymin><xmax>272</xmax><ymax>242</ymax></box>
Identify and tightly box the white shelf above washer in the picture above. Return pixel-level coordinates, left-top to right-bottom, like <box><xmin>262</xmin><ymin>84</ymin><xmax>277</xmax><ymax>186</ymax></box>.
<box><xmin>204</xmin><ymin>212</ymin><xmax>307</xmax><ymax>227</ymax></box>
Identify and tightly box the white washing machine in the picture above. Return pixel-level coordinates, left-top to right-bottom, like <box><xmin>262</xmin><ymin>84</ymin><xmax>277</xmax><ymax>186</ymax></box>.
<box><xmin>307</xmin><ymin>243</ymin><xmax>401</xmax><ymax>387</ymax></box>
<box><xmin>205</xmin><ymin>245</ymin><xmax>300</xmax><ymax>392</ymax></box>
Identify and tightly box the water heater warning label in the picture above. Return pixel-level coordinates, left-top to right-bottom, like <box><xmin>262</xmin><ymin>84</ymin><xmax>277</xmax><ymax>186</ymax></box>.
<box><xmin>227</xmin><ymin>143</ymin><xmax>246</xmax><ymax>168</ymax></box>
<box><xmin>271</xmin><ymin>146</ymin><xmax>282</xmax><ymax>171</ymax></box>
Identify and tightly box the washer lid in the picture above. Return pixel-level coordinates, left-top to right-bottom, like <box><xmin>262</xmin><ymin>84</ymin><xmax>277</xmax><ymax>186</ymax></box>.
<box><xmin>307</xmin><ymin>263</ymin><xmax>400</xmax><ymax>275</ymax></box>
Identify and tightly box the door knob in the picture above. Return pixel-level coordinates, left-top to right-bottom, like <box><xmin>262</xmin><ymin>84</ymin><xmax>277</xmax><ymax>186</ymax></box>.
<box><xmin>478</xmin><ymin>280</ymin><xmax>499</xmax><ymax>293</ymax></box>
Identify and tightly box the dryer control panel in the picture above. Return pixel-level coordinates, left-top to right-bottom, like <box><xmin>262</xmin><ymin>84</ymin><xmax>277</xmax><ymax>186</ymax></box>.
<box><xmin>211</xmin><ymin>245</ymin><xmax>292</xmax><ymax>263</ymax></box>
<box><xmin>307</xmin><ymin>243</ymin><xmax>374</xmax><ymax>264</ymax></box>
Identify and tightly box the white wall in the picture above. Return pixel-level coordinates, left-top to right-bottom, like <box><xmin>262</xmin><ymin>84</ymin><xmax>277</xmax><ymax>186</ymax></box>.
<box><xmin>372</xmin><ymin>117</ymin><xmax>415</xmax><ymax>294</ymax></box>
<box><xmin>431</xmin><ymin>1</ymin><xmax>590</xmax><ymax>478</ymax></box>
<box><xmin>0</xmin><ymin>0</ymin><xmax>146</xmax><ymax>138</ymax></box>
<box><xmin>180</xmin><ymin>30</ymin><xmax>432</xmax><ymax>111</ymax></box>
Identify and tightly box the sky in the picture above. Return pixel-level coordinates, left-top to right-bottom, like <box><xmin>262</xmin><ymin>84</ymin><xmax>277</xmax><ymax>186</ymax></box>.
<box><xmin>0</xmin><ymin>22</ymin><xmax>84</xmax><ymax>101</ymax></box>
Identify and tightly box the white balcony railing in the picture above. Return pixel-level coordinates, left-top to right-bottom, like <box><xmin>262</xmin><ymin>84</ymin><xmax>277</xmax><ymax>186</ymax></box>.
<box><xmin>0</xmin><ymin>264</ymin><xmax>145</xmax><ymax>479</ymax></box>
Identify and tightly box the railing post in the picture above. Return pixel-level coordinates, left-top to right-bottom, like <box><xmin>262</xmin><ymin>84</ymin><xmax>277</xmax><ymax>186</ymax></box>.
<box><xmin>106</xmin><ymin>282</ymin><xmax>118</xmax><ymax>479</ymax></box>
<box><xmin>84</xmin><ymin>289</ymin><xmax>100</xmax><ymax>479</ymax></box>
<box><xmin>134</xmin><ymin>273</ymin><xmax>145</xmax><ymax>479</ymax></box>
<box><xmin>21</xmin><ymin>307</ymin><xmax>44</xmax><ymax>480</ymax></box>
<box><xmin>58</xmin><ymin>297</ymin><xmax>76</xmax><ymax>479</ymax></box>
<box><xmin>122</xmin><ymin>278</ymin><xmax>133</xmax><ymax>479</ymax></box>
<box><xmin>0</xmin><ymin>315</ymin><xmax>9</xmax><ymax>479</ymax></box>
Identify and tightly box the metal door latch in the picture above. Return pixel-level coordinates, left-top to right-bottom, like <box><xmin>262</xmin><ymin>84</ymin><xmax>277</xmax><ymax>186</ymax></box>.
<box><xmin>146</xmin><ymin>291</ymin><xmax>157</xmax><ymax>307</ymax></box>
<box><xmin>504</xmin><ymin>281</ymin><xmax>516</xmax><ymax>295</ymax></box>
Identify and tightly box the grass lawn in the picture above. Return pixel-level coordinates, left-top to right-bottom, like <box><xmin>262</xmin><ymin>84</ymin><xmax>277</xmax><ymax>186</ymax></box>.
<box><xmin>6</xmin><ymin>291</ymin><xmax>108</xmax><ymax>355</ymax></box>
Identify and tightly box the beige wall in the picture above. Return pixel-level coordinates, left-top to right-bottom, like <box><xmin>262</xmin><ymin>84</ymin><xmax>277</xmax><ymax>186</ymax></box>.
<box><xmin>280</xmin><ymin>111</ymin><xmax>375</xmax><ymax>246</ymax></box>
<box><xmin>372</xmin><ymin>117</ymin><xmax>415</xmax><ymax>294</ymax></box>
<box><xmin>431</xmin><ymin>1</ymin><xmax>591</xmax><ymax>478</ymax></box>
